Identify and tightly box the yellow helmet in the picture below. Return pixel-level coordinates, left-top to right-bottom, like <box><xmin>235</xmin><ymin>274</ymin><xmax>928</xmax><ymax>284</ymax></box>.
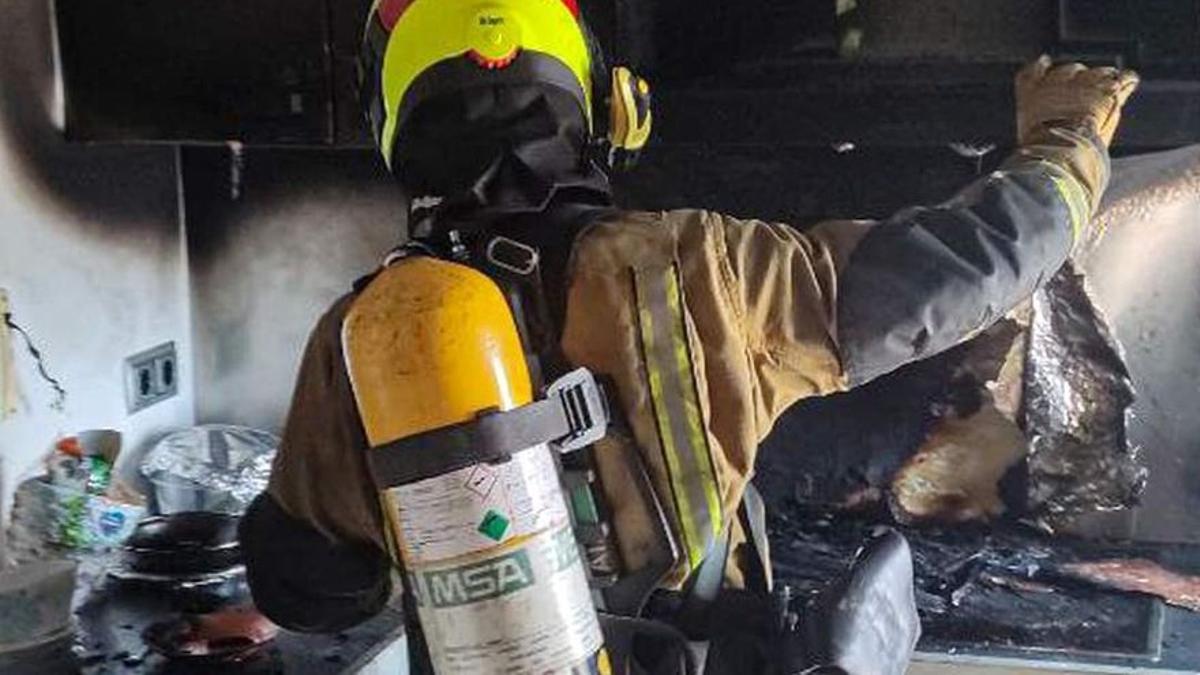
<box><xmin>359</xmin><ymin>0</ymin><xmax>596</xmax><ymax>173</ymax></box>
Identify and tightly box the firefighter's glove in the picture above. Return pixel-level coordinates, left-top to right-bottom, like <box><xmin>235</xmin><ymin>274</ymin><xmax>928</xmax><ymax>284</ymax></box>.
<box><xmin>1016</xmin><ymin>55</ymin><xmax>1139</xmax><ymax>148</ymax></box>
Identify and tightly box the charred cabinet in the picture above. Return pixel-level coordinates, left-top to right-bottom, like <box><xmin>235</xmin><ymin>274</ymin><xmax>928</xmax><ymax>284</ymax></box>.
<box><xmin>54</xmin><ymin>0</ymin><xmax>373</xmax><ymax>145</ymax></box>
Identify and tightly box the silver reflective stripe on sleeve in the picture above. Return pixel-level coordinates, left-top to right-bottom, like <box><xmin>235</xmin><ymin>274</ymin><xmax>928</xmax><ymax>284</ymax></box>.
<box><xmin>633</xmin><ymin>265</ymin><xmax>723</xmax><ymax>569</ymax></box>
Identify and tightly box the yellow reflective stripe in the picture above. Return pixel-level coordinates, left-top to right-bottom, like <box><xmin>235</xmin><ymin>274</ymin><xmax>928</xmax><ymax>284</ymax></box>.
<box><xmin>636</xmin><ymin>286</ymin><xmax>702</xmax><ymax>566</ymax></box>
<box><xmin>634</xmin><ymin>266</ymin><xmax>722</xmax><ymax>569</ymax></box>
<box><xmin>663</xmin><ymin>269</ymin><xmax>723</xmax><ymax>542</ymax></box>
<box><xmin>1049</xmin><ymin>175</ymin><xmax>1084</xmax><ymax>241</ymax></box>
<box><xmin>1044</xmin><ymin>164</ymin><xmax>1090</xmax><ymax>242</ymax></box>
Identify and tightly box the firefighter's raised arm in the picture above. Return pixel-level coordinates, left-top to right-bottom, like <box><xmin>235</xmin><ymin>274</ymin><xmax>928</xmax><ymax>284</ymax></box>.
<box><xmin>723</xmin><ymin>59</ymin><xmax>1138</xmax><ymax>420</ymax></box>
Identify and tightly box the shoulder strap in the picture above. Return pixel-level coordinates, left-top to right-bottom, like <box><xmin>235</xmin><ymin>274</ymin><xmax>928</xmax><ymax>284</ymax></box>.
<box><xmin>738</xmin><ymin>483</ymin><xmax>773</xmax><ymax>594</ymax></box>
<box><xmin>671</xmin><ymin>483</ymin><xmax>772</xmax><ymax>637</ymax></box>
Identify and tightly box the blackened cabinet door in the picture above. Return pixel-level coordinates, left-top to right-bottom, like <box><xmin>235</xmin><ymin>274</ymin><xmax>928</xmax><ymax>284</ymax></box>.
<box><xmin>56</xmin><ymin>0</ymin><xmax>333</xmax><ymax>144</ymax></box>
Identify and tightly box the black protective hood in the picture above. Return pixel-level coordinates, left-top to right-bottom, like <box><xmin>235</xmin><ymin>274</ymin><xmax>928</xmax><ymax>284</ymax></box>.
<box><xmin>392</xmin><ymin>54</ymin><xmax>614</xmax><ymax>238</ymax></box>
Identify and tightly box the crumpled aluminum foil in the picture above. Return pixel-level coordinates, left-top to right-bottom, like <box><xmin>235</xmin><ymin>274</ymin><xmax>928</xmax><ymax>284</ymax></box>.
<box><xmin>1022</xmin><ymin>262</ymin><xmax>1145</xmax><ymax>530</ymax></box>
<box><xmin>140</xmin><ymin>425</ymin><xmax>279</xmax><ymax>514</ymax></box>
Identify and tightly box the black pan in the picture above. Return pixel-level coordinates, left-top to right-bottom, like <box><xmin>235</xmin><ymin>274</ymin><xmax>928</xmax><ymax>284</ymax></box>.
<box><xmin>123</xmin><ymin>512</ymin><xmax>242</xmax><ymax>576</ymax></box>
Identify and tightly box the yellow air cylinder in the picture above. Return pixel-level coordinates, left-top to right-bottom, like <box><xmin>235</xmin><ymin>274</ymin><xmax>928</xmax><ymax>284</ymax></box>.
<box><xmin>343</xmin><ymin>256</ymin><xmax>603</xmax><ymax>674</ymax></box>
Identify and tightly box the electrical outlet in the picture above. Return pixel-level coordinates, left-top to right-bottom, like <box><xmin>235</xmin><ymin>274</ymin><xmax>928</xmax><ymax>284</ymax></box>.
<box><xmin>124</xmin><ymin>342</ymin><xmax>178</xmax><ymax>413</ymax></box>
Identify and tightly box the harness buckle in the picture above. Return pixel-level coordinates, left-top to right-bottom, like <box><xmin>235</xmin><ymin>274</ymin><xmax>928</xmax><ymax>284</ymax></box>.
<box><xmin>486</xmin><ymin>235</ymin><xmax>540</xmax><ymax>276</ymax></box>
<box><xmin>548</xmin><ymin>368</ymin><xmax>611</xmax><ymax>453</ymax></box>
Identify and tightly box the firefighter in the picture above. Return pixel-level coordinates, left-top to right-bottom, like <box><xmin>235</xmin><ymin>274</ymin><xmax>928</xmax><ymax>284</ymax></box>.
<box><xmin>238</xmin><ymin>0</ymin><xmax>1138</xmax><ymax>672</ymax></box>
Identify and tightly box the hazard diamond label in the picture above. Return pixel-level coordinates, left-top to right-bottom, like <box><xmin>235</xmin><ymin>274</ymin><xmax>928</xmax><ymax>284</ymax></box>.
<box><xmin>464</xmin><ymin>465</ymin><xmax>498</xmax><ymax>499</ymax></box>
<box><xmin>478</xmin><ymin>510</ymin><xmax>510</xmax><ymax>541</ymax></box>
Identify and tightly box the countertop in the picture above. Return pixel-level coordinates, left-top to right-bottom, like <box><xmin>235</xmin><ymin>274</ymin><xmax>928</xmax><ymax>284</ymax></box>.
<box><xmin>7</xmin><ymin>543</ymin><xmax>1198</xmax><ymax>674</ymax></box>
<box><xmin>0</xmin><ymin>552</ymin><xmax>407</xmax><ymax>675</ymax></box>
<box><xmin>915</xmin><ymin>604</ymin><xmax>1200</xmax><ymax>674</ymax></box>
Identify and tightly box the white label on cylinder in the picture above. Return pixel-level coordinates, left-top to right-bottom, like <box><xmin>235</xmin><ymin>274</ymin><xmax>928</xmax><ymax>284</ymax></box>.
<box><xmin>388</xmin><ymin>444</ymin><xmax>602</xmax><ymax>674</ymax></box>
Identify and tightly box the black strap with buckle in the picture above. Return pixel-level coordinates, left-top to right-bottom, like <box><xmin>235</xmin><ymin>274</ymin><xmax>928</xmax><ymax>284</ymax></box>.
<box><xmin>367</xmin><ymin>368</ymin><xmax>610</xmax><ymax>488</ymax></box>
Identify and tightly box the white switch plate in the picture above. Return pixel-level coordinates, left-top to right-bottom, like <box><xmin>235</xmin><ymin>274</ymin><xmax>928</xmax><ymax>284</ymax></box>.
<box><xmin>124</xmin><ymin>341</ymin><xmax>177</xmax><ymax>414</ymax></box>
